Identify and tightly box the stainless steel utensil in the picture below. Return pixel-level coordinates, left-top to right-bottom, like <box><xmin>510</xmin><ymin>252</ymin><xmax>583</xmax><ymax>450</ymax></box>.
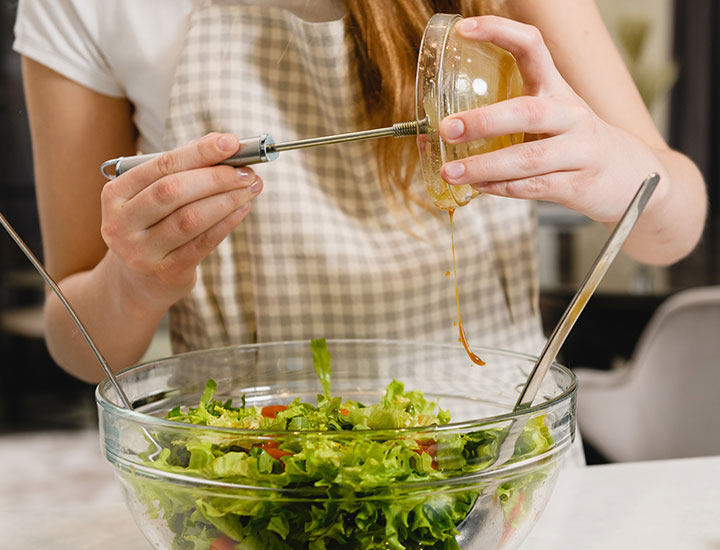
<box><xmin>517</xmin><ymin>172</ymin><xmax>660</xmax><ymax>410</ymax></box>
<box><xmin>499</xmin><ymin>172</ymin><xmax>661</xmax><ymax>469</ymax></box>
<box><xmin>100</xmin><ymin>119</ymin><xmax>426</xmax><ymax>179</ymax></box>
<box><xmin>457</xmin><ymin>173</ymin><xmax>660</xmax><ymax>547</ymax></box>
<box><xmin>0</xmin><ymin>212</ymin><xmax>133</xmax><ymax>410</ymax></box>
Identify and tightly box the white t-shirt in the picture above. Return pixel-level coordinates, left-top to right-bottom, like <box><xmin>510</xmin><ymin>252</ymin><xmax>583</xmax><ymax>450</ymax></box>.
<box><xmin>13</xmin><ymin>0</ymin><xmax>346</xmax><ymax>153</ymax></box>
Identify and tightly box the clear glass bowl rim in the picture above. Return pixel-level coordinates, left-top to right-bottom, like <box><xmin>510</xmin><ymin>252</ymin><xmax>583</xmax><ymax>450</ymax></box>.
<box><xmin>95</xmin><ymin>338</ymin><xmax>577</xmax><ymax>438</ymax></box>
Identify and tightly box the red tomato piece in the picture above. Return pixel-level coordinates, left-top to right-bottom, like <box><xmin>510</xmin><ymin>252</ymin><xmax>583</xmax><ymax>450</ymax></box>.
<box><xmin>261</xmin><ymin>405</ymin><xmax>288</xmax><ymax>419</ymax></box>
<box><xmin>412</xmin><ymin>439</ymin><xmax>439</xmax><ymax>469</ymax></box>
<box><xmin>263</xmin><ymin>446</ymin><xmax>294</xmax><ymax>461</ymax></box>
<box><xmin>209</xmin><ymin>535</ymin><xmax>235</xmax><ymax>550</ymax></box>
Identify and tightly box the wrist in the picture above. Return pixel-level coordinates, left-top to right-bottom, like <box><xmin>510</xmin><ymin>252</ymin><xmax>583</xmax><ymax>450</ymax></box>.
<box><xmin>97</xmin><ymin>250</ymin><xmax>186</xmax><ymax>323</ymax></box>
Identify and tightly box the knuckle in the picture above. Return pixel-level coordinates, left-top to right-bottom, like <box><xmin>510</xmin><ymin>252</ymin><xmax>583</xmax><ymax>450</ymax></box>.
<box><xmin>99</xmin><ymin>220</ymin><xmax>116</xmax><ymax>246</ymax></box>
<box><xmin>99</xmin><ymin>216</ymin><xmax>125</xmax><ymax>249</ymax></box>
<box><xmin>152</xmin><ymin>177</ymin><xmax>181</xmax><ymax>204</ymax></box>
<box><xmin>519</xmin><ymin>98</ymin><xmax>545</xmax><ymax>127</ymax></box>
<box><xmin>155</xmin><ymin>151</ymin><xmax>180</xmax><ymax>177</ymax></box>
<box><xmin>211</xmin><ymin>165</ymin><xmax>233</xmax><ymax>190</ymax></box>
<box><xmin>192</xmin><ymin>230</ymin><xmax>214</xmax><ymax>255</ymax></box>
<box><xmin>176</xmin><ymin>208</ymin><xmax>202</xmax><ymax>235</ymax></box>
<box><xmin>518</xmin><ymin>142</ymin><xmax>546</xmax><ymax>172</ymax></box>
<box><xmin>523</xmin><ymin>175</ymin><xmax>549</xmax><ymax>197</ymax></box>
<box><xmin>472</xmin><ymin>109</ymin><xmax>492</xmax><ymax>137</ymax></box>
<box><xmin>525</xmin><ymin>25</ymin><xmax>544</xmax><ymax>48</ymax></box>
<box><xmin>100</xmin><ymin>182</ymin><xmax>118</xmax><ymax>204</ymax></box>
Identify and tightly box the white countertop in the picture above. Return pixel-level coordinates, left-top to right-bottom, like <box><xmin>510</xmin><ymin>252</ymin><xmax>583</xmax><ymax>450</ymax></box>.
<box><xmin>1</xmin><ymin>430</ymin><xmax>719</xmax><ymax>549</ymax></box>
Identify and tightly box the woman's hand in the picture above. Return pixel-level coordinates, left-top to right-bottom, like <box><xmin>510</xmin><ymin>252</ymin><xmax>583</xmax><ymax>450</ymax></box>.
<box><xmin>438</xmin><ymin>16</ymin><xmax>669</xmax><ymax>224</ymax></box>
<box><xmin>100</xmin><ymin>132</ymin><xmax>263</xmax><ymax>310</ymax></box>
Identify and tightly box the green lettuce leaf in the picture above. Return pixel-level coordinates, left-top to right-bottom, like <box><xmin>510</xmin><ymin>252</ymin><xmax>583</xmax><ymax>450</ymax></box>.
<box><xmin>310</xmin><ymin>338</ymin><xmax>332</xmax><ymax>398</ymax></box>
<box><xmin>127</xmin><ymin>340</ymin><xmax>555</xmax><ymax>550</ymax></box>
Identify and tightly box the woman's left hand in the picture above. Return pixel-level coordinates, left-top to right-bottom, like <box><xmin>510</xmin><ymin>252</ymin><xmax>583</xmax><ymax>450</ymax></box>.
<box><xmin>438</xmin><ymin>15</ymin><xmax>665</xmax><ymax>224</ymax></box>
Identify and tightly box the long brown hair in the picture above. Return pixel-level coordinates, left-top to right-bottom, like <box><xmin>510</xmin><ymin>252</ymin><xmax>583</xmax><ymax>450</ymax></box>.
<box><xmin>344</xmin><ymin>0</ymin><xmax>502</xmax><ymax>212</ymax></box>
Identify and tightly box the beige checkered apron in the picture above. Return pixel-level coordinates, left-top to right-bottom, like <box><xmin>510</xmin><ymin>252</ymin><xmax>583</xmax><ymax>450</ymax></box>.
<box><xmin>163</xmin><ymin>0</ymin><xmax>545</xmax><ymax>358</ymax></box>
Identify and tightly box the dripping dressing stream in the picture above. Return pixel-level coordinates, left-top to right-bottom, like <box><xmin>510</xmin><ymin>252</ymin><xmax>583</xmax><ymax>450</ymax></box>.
<box><xmin>449</xmin><ymin>209</ymin><xmax>485</xmax><ymax>366</ymax></box>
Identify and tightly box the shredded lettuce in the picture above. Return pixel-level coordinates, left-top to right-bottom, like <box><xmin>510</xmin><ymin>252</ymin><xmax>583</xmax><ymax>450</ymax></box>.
<box><xmin>310</xmin><ymin>337</ymin><xmax>332</xmax><ymax>398</ymax></box>
<box><xmin>127</xmin><ymin>339</ymin><xmax>554</xmax><ymax>549</ymax></box>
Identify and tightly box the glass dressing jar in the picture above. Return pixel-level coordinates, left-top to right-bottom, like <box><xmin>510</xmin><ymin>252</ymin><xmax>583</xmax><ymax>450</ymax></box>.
<box><xmin>416</xmin><ymin>14</ymin><xmax>524</xmax><ymax>210</ymax></box>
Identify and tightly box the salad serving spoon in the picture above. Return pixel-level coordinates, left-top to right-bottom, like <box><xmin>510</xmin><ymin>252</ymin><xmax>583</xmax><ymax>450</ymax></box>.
<box><xmin>515</xmin><ymin>172</ymin><xmax>660</xmax><ymax>412</ymax></box>
<box><xmin>456</xmin><ymin>172</ymin><xmax>660</xmax><ymax>547</ymax></box>
<box><xmin>0</xmin><ymin>212</ymin><xmax>171</xmax><ymax>458</ymax></box>
<box><xmin>0</xmin><ymin>212</ymin><xmax>134</xmax><ymax>410</ymax></box>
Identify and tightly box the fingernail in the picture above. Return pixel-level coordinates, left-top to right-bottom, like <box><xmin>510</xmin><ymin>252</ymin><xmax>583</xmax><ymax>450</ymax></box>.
<box><xmin>455</xmin><ymin>18</ymin><xmax>478</xmax><ymax>33</ymax></box>
<box><xmin>217</xmin><ymin>134</ymin><xmax>237</xmax><ymax>152</ymax></box>
<box><xmin>250</xmin><ymin>178</ymin><xmax>263</xmax><ymax>194</ymax></box>
<box><xmin>442</xmin><ymin>118</ymin><xmax>465</xmax><ymax>139</ymax></box>
<box><xmin>237</xmin><ymin>202</ymin><xmax>251</xmax><ymax>213</ymax></box>
<box><xmin>235</xmin><ymin>167</ymin><xmax>253</xmax><ymax>182</ymax></box>
<box><xmin>444</xmin><ymin>162</ymin><xmax>466</xmax><ymax>180</ymax></box>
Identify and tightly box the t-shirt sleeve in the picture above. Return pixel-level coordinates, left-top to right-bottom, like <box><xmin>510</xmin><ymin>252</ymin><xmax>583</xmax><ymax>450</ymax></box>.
<box><xmin>12</xmin><ymin>0</ymin><xmax>124</xmax><ymax>97</ymax></box>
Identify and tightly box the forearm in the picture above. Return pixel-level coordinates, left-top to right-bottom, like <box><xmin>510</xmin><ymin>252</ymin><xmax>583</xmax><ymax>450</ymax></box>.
<box><xmin>43</xmin><ymin>252</ymin><xmax>169</xmax><ymax>383</ymax></box>
<box><xmin>607</xmin><ymin>142</ymin><xmax>707</xmax><ymax>266</ymax></box>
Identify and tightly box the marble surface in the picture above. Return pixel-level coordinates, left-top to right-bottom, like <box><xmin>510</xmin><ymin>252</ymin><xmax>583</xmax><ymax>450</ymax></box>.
<box><xmin>1</xmin><ymin>430</ymin><xmax>719</xmax><ymax>549</ymax></box>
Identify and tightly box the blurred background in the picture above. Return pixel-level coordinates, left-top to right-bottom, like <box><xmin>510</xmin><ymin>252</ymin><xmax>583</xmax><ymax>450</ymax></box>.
<box><xmin>1</xmin><ymin>1</ymin><xmax>718</xmax><ymax>463</ymax></box>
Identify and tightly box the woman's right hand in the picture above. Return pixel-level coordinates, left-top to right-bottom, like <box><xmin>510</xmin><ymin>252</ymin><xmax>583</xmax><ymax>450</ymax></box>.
<box><xmin>100</xmin><ymin>132</ymin><xmax>263</xmax><ymax>309</ymax></box>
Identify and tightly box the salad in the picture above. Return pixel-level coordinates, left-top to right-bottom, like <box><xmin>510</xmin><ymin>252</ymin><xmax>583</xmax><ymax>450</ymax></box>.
<box><xmin>128</xmin><ymin>339</ymin><xmax>554</xmax><ymax>550</ymax></box>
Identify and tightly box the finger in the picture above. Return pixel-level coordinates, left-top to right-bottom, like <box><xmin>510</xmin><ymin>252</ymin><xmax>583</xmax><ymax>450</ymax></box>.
<box><xmin>160</xmin><ymin>203</ymin><xmax>253</xmax><ymax>276</ymax></box>
<box><xmin>470</xmin><ymin>170</ymin><xmax>581</xmax><ymax>205</ymax></box>
<box><xmin>440</xmin><ymin>135</ymin><xmax>584</xmax><ymax>185</ymax></box>
<box><xmin>439</xmin><ymin>96</ymin><xmax>577</xmax><ymax>144</ymax></box>
<box><xmin>110</xmin><ymin>132</ymin><xmax>241</xmax><ymax>199</ymax></box>
<box><xmin>454</xmin><ymin>16</ymin><xmax>562</xmax><ymax>95</ymax></box>
<box><xmin>145</xmin><ymin>176</ymin><xmax>262</xmax><ymax>253</ymax></box>
<box><xmin>122</xmin><ymin>165</ymin><xmax>257</xmax><ymax>230</ymax></box>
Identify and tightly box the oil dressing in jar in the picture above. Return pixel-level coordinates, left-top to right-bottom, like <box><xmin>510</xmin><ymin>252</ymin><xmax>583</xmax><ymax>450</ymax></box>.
<box><xmin>415</xmin><ymin>13</ymin><xmax>524</xmax><ymax>210</ymax></box>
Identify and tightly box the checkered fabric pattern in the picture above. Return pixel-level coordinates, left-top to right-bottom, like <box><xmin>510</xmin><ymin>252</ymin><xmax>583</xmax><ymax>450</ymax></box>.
<box><xmin>163</xmin><ymin>0</ymin><xmax>545</xmax><ymax>358</ymax></box>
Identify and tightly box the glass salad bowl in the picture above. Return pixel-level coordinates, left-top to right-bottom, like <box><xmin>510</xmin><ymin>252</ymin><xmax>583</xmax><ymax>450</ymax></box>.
<box><xmin>416</xmin><ymin>13</ymin><xmax>524</xmax><ymax>210</ymax></box>
<box><xmin>96</xmin><ymin>339</ymin><xmax>576</xmax><ymax>550</ymax></box>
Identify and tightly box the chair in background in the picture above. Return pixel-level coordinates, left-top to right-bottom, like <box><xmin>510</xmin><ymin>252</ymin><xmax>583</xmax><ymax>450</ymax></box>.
<box><xmin>574</xmin><ymin>286</ymin><xmax>720</xmax><ymax>462</ymax></box>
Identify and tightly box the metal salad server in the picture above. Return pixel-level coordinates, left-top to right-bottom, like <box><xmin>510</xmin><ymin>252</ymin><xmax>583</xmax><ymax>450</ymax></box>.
<box><xmin>0</xmin><ymin>212</ymin><xmax>133</xmax><ymax>409</ymax></box>
<box><xmin>520</xmin><ymin>173</ymin><xmax>660</xmax><ymax>406</ymax></box>
<box><xmin>0</xmin><ymin>212</ymin><xmax>170</xmax><ymax>458</ymax></box>
<box><xmin>100</xmin><ymin>119</ymin><xmax>427</xmax><ymax>179</ymax></box>
<box><xmin>456</xmin><ymin>173</ymin><xmax>660</xmax><ymax>547</ymax></box>
<box><xmin>504</xmin><ymin>172</ymin><xmax>659</xmax><ymax>464</ymax></box>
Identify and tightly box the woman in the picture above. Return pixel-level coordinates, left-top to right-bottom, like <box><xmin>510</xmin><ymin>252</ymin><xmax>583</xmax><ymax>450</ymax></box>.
<box><xmin>13</xmin><ymin>0</ymin><xmax>705</xmax><ymax>388</ymax></box>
